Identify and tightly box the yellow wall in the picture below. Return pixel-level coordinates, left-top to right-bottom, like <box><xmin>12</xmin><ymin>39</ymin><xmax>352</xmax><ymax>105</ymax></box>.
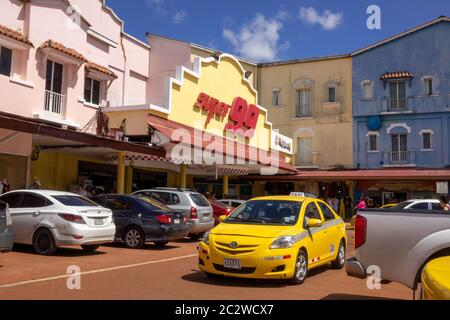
<box><xmin>258</xmin><ymin>57</ymin><xmax>353</xmax><ymax>169</ymax></box>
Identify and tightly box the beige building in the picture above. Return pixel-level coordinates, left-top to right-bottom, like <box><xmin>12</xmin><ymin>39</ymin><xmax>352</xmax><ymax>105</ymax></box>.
<box><xmin>255</xmin><ymin>54</ymin><xmax>354</xmax><ymax>198</ymax></box>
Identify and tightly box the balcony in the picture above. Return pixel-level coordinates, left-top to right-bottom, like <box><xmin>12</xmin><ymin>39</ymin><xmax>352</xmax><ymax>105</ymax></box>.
<box><xmin>382</xmin><ymin>151</ymin><xmax>416</xmax><ymax>167</ymax></box>
<box><xmin>44</xmin><ymin>90</ymin><xmax>65</xmax><ymax>116</ymax></box>
<box><xmin>387</xmin><ymin>98</ymin><xmax>408</xmax><ymax>112</ymax></box>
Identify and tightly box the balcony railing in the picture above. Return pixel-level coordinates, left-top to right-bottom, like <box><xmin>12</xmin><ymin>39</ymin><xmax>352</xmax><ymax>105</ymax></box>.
<box><xmin>383</xmin><ymin>151</ymin><xmax>416</xmax><ymax>166</ymax></box>
<box><xmin>387</xmin><ymin>98</ymin><xmax>408</xmax><ymax>111</ymax></box>
<box><xmin>44</xmin><ymin>90</ymin><xmax>64</xmax><ymax>115</ymax></box>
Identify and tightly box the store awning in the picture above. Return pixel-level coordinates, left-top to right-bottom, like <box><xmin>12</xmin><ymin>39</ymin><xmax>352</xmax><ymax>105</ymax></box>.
<box><xmin>147</xmin><ymin>114</ymin><xmax>297</xmax><ymax>173</ymax></box>
<box><xmin>0</xmin><ymin>111</ymin><xmax>165</xmax><ymax>158</ymax></box>
<box><xmin>380</xmin><ymin>71</ymin><xmax>414</xmax><ymax>80</ymax></box>
<box><xmin>244</xmin><ymin>169</ymin><xmax>450</xmax><ymax>181</ymax></box>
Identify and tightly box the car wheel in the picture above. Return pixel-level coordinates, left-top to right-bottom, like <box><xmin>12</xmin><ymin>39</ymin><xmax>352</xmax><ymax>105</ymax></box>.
<box><xmin>33</xmin><ymin>228</ymin><xmax>57</xmax><ymax>256</ymax></box>
<box><xmin>81</xmin><ymin>244</ymin><xmax>100</xmax><ymax>253</ymax></box>
<box><xmin>290</xmin><ymin>250</ymin><xmax>308</xmax><ymax>285</ymax></box>
<box><xmin>331</xmin><ymin>240</ymin><xmax>346</xmax><ymax>269</ymax></box>
<box><xmin>188</xmin><ymin>233</ymin><xmax>202</xmax><ymax>240</ymax></box>
<box><xmin>154</xmin><ymin>241</ymin><xmax>169</xmax><ymax>247</ymax></box>
<box><xmin>123</xmin><ymin>227</ymin><xmax>145</xmax><ymax>249</ymax></box>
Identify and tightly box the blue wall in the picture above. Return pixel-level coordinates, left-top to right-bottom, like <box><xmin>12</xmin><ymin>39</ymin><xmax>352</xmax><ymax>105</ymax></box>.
<box><xmin>353</xmin><ymin>21</ymin><xmax>450</xmax><ymax>169</ymax></box>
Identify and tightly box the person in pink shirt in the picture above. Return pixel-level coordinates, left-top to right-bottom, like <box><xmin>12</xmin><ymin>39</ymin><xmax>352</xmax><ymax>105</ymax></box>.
<box><xmin>355</xmin><ymin>197</ymin><xmax>367</xmax><ymax>210</ymax></box>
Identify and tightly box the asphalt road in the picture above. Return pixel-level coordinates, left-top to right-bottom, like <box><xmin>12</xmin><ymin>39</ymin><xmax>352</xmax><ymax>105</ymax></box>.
<box><xmin>0</xmin><ymin>230</ymin><xmax>411</xmax><ymax>300</ymax></box>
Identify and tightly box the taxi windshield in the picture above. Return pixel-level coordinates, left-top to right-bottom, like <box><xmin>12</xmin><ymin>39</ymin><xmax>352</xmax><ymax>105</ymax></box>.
<box><xmin>226</xmin><ymin>200</ymin><xmax>302</xmax><ymax>225</ymax></box>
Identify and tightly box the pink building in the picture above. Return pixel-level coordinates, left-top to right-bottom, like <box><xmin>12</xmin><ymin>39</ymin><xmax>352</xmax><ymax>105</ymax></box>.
<box><xmin>0</xmin><ymin>0</ymin><xmax>153</xmax><ymax>190</ymax></box>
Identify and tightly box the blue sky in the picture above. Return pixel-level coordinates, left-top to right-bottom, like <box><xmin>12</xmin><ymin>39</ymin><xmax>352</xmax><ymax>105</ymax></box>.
<box><xmin>106</xmin><ymin>0</ymin><xmax>450</xmax><ymax>63</ymax></box>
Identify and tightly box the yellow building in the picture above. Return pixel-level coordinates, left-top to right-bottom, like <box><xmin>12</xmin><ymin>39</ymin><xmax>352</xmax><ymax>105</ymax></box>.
<box><xmin>255</xmin><ymin>54</ymin><xmax>354</xmax><ymax>198</ymax></box>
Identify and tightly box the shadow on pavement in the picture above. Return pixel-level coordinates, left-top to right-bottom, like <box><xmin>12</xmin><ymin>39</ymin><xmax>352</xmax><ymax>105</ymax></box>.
<box><xmin>181</xmin><ymin>270</ymin><xmax>288</xmax><ymax>288</ymax></box>
<box><xmin>12</xmin><ymin>244</ymin><xmax>107</xmax><ymax>257</ymax></box>
<box><xmin>321</xmin><ymin>293</ymin><xmax>402</xmax><ymax>300</ymax></box>
<box><xmin>103</xmin><ymin>242</ymin><xmax>181</xmax><ymax>251</ymax></box>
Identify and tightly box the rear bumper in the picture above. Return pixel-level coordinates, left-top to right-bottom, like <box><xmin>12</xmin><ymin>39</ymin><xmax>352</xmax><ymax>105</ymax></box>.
<box><xmin>187</xmin><ymin>220</ymin><xmax>215</xmax><ymax>234</ymax></box>
<box><xmin>144</xmin><ymin>226</ymin><xmax>189</xmax><ymax>242</ymax></box>
<box><xmin>0</xmin><ymin>228</ymin><xmax>14</xmax><ymax>253</ymax></box>
<box><xmin>345</xmin><ymin>257</ymin><xmax>367</xmax><ymax>279</ymax></box>
<box><xmin>53</xmin><ymin>224</ymin><xmax>116</xmax><ymax>246</ymax></box>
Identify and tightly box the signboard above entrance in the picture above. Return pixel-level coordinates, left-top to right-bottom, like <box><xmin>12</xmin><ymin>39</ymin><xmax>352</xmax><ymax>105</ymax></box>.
<box><xmin>194</xmin><ymin>92</ymin><xmax>260</xmax><ymax>138</ymax></box>
<box><xmin>437</xmin><ymin>181</ymin><xmax>449</xmax><ymax>194</ymax></box>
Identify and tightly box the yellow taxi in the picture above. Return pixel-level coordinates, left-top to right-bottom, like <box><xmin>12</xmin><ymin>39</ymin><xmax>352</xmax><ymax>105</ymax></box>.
<box><xmin>420</xmin><ymin>256</ymin><xmax>450</xmax><ymax>300</ymax></box>
<box><xmin>198</xmin><ymin>194</ymin><xmax>347</xmax><ymax>284</ymax></box>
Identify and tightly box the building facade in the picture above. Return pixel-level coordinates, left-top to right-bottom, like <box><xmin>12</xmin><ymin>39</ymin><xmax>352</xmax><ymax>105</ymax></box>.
<box><xmin>352</xmin><ymin>16</ymin><xmax>450</xmax><ymax>204</ymax></box>
<box><xmin>255</xmin><ymin>55</ymin><xmax>354</xmax><ymax>199</ymax></box>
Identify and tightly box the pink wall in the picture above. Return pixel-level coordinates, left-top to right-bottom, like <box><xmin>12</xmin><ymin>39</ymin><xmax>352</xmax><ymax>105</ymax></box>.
<box><xmin>0</xmin><ymin>0</ymin><xmax>150</xmax><ymax>128</ymax></box>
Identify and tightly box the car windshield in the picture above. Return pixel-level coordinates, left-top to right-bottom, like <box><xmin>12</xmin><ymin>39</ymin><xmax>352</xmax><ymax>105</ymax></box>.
<box><xmin>189</xmin><ymin>193</ymin><xmax>210</xmax><ymax>207</ymax></box>
<box><xmin>138</xmin><ymin>196</ymin><xmax>170</xmax><ymax>211</ymax></box>
<box><xmin>391</xmin><ymin>201</ymin><xmax>414</xmax><ymax>209</ymax></box>
<box><xmin>52</xmin><ymin>195</ymin><xmax>98</xmax><ymax>207</ymax></box>
<box><xmin>226</xmin><ymin>200</ymin><xmax>302</xmax><ymax>225</ymax></box>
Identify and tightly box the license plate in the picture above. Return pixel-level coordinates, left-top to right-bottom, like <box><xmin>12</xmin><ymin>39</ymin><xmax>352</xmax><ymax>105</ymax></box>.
<box><xmin>224</xmin><ymin>258</ymin><xmax>241</xmax><ymax>270</ymax></box>
<box><xmin>174</xmin><ymin>219</ymin><xmax>180</xmax><ymax>224</ymax></box>
<box><xmin>94</xmin><ymin>218</ymin><xmax>103</xmax><ymax>225</ymax></box>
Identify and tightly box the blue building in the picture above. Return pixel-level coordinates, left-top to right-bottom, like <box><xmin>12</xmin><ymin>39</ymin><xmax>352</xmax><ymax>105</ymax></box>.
<box><xmin>352</xmin><ymin>16</ymin><xmax>450</xmax><ymax>204</ymax></box>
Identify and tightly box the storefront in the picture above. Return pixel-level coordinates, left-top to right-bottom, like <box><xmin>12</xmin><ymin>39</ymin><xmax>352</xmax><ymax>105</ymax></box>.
<box><xmin>104</xmin><ymin>53</ymin><xmax>296</xmax><ymax>195</ymax></box>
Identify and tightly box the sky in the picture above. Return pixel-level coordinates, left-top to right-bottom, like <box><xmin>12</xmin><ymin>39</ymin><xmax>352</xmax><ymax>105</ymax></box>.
<box><xmin>106</xmin><ymin>0</ymin><xmax>450</xmax><ymax>63</ymax></box>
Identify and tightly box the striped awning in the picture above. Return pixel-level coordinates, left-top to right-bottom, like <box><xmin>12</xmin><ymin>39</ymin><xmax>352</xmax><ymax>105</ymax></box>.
<box><xmin>380</xmin><ymin>71</ymin><xmax>414</xmax><ymax>80</ymax></box>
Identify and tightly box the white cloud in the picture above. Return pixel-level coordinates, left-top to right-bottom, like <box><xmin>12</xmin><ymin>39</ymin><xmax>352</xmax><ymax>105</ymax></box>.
<box><xmin>173</xmin><ymin>10</ymin><xmax>187</xmax><ymax>24</ymax></box>
<box><xmin>145</xmin><ymin>0</ymin><xmax>167</xmax><ymax>15</ymax></box>
<box><xmin>223</xmin><ymin>13</ymin><xmax>289</xmax><ymax>62</ymax></box>
<box><xmin>298</xmin><ymin>6</ymin><xmax>343</xmax><ymax>30</ymax></box>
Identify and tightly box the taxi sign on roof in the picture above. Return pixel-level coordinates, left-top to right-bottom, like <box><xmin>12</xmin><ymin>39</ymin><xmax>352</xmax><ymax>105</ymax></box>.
<box><xmin>290</xmin><ymin>192</ymin><xmax>318</xmax><ymax>198</ymax></box>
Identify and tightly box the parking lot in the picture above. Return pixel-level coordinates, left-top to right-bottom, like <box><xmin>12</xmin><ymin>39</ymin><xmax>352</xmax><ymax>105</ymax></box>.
<box><xmin>0</xmin><ymin>230</ymin><xmax>411</xmax><ymax>300</ymax></box>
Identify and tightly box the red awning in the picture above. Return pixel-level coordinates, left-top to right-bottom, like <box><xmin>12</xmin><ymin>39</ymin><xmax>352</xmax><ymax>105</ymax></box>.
<box><xmin>244</xmin><ymin>169</ymin><xmax>450</xmax><ymax>181</ymax></box>
<box><xmin>147</xmin><ymin>114</ymin><xmax>297</xmax><ymax>173</ymax></box>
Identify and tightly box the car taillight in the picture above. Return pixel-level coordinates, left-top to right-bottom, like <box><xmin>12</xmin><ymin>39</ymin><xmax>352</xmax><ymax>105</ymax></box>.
<box><xmin>59</xmin><ymin>214</ymin><xmax>85</xmax><ymax>224</ymax></box>
<box><xmin>355</xmin><ymin>215</ymin><xmax>367</xmax><ymax>249</ymax></box>
<box><xmin>156</xmin><ymin>214</ymin><xmax>172</xmax><ymax>224</ymax></box>
<box><xmin>190</xmin><ymin>207</ymin><xmax>198</xmax><ymax>219</ymax></box>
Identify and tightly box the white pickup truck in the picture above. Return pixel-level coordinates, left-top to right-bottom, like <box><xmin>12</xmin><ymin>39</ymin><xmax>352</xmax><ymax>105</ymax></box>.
<box><xmin>345</xmin><ymin>208</ymin><xmax>450</xmax><ymax>297</ymax></box>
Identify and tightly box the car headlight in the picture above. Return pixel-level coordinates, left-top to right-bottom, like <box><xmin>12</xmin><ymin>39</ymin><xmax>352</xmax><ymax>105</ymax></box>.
<box><xmin>202</xmin><ymin>231</ymin><xmax>210</xmax><ymax>245</ymax></box>
<box><xmin>270</xmin><ymin>236</ymin><xmax>296</xmax><ymax>249</ymax></box>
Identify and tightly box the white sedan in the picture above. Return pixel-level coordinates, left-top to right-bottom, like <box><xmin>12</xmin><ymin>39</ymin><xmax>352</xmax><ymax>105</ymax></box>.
<box><xmin>390</xmin><ymin>199</ymin><xmax>442</xmax><ymax>211</ymax></box>
<box><xmin>0</xmin><ymin>190</ymin><xmax>115</xmax><ymax>255</ymax></box>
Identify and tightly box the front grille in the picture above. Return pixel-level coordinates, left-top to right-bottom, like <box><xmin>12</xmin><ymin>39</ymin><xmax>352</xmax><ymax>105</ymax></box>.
<box><xmin>213</xmin><ymin>264</ymin><xmax>256</xmax><ymax>274</ymax></box>
<box><xmin>214</xmin><ymin>241</ymin><xmax>259</xmax><ymax>255</ymax></box>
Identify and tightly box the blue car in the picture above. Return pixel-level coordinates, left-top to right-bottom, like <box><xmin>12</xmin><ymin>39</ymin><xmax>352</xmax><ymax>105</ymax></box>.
<box><xmin>0</xmin><ymin>200</ymin><xmax>14</xmax><ymax>253</ymax></box>
<box><xmin>90</xmin><ymin>195</ymin><xmax>188</xmax><ymax>248</ymax></box>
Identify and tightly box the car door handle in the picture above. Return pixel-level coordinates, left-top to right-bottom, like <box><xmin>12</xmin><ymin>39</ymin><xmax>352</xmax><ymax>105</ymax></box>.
<box><xmin>33</xmin><ymin>211</ymin><xmax>41</xmax><ymax>216</ymax></box>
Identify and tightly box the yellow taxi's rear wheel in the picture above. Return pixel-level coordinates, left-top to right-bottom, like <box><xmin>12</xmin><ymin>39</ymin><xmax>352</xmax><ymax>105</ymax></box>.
<box><xmin>290</xmin><ymin>250</ymin><xmax>308</xmax><ymax>285</ymax></box>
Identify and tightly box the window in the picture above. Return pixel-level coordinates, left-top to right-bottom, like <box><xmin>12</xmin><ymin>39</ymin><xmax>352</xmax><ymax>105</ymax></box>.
<box><xmin>150</xmin><ymin>192</ymin><xmax>172</xmax><ymax>205</ymax></box>
<box><xmin>304</xmin><ymin>202</ymin><xmax>321</xmax><ymax>220</ymax></box>
<box><xmin>389</xmin><ymin>81</ymin><xmax>407</xmax><ymax>110</ymax></box>
<box><xmin>104</xmin><ymin>198</ymin><xmax>132</xmax><ymax>211</ymax></box>
<box><xmin>424</xmin><ymin>78</ymin><xmax>433</xmax><ymax>96</ymax></box>
<box><xmin>296</xmin><ymin>89</ymin><xmax>312</xmax><ymax>117</ymax></box>
<box><xmin>391</xmin><ymin>134</ymin><xmax>408</xmax><ymax>163</ymax></box>
<box><xmin>189</xmin><ymin>193</ymin><xmax>210</xmax><ymax>207</ymax></box>
<box><xmin>297</xmin><ymin>137</ymin><xmax>313</xmax><ymax>165</ymax></box>
<box><xmin>52</xmin><ymin>195</ymin><xmax>97</xmax><ymax>207</ymax></box>
<box><xmin>328</xmin><ymin>87</ymin><xmax>336</xmax><ymax>103</ymax></box>
<box><xmin>84</xmin><ymin>77</ymin><xmax>101</xmax><ymax>105</ymax></box>
<box><xmin>368</xmin><ymin>134</ymin><xmax>378</xmax><ymax>152</ymax></box>
<box><xmin>0</xmin><ymin>193</ymin><xmax>23</xmax><ymax>209</ymax></box>
<box><xmin>272</xmin><ymin>89</ymin><xmax>280</xmax><ymax>106</ymax></box>
<box><xmin>45</xmin><ymin>60</ymin><xmax>63</xmax><ymax>94</ymax></box>
<box><xmin>318</xmin><ymin>202</ymin><xmax>336</xmax><ymax>221</ymax></box>
<box><xmin>432</xmin><ymin>203</ymin><xmax>442</xmax><ymax>210</ymax></box>
<box><xmin>362</xmin><ymin>81</ymin><xmax>374</xmax><ymax>100</ymax></box>
<box><xmin>0</xmin><ymin>46</ymin><xmax>12</xmax><ymax>76</ymax></box>
<box><xmin>21</xmin><ymin>194</ymin><xmax>50</xmax><ymax>208</ymax></box>
<box><xmin>422</xmin><ymin>132</ymin><xmax>432</xmax><ymax>150</ymax></box>
<box><xmin>410</xmin><ymin>203</ymin><xmax>429</xmax><ymax>210</ymax></box>
<box><xmin>172</xmin><ymin>194</ymin><xmax>180</xmax><ymax>205</ymax></box>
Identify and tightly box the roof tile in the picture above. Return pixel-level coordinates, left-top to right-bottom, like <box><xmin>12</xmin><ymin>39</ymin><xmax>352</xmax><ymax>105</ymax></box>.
<box><xmin>0</xmin><ymin>24</ymin><xmax>33</xmax><ymax>47</ymax></box>
<box><xmin>39</xmin><ymin>40</ymin><xmax>87</xmax><ymax>62</ymax></box>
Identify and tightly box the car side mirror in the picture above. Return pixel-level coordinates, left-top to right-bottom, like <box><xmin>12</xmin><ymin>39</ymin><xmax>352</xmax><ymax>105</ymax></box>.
<box><xmin>219</xmin><ymin>215</ymin><xmax>227</xmax><ymax>223</ymax></box>
<box><xmin>307</xmin><ymin>218</ymin><xmax>323</xmax><ymax>228</ymax></box>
